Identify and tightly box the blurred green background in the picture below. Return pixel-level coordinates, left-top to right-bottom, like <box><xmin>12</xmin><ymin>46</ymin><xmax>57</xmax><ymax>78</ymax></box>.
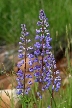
<box><xmin>0</xmin><ymin>0</ymin><xmax>72</xmax><ymax>49</ymax></box>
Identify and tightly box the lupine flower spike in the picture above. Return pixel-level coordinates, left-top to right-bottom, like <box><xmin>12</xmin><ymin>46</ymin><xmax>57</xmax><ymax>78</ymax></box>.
<box><xmin>33</xmin><ymin>9</ymin><xmax>61</xmax><ymax>99</ymax></box>
<box><xmin>16</xmin><ymin>24</ymin><xmax>33</xmax><ymax>95</ymax></box>
<box><xmin>16</xmin><ymin>10</ymin><xmax>61</xmax><ymax>108</ymax></box>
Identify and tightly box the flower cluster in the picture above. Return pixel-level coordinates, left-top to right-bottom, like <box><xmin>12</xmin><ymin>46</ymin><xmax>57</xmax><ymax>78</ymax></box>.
<box><xmin>33</xmin><ymin>10</ymin><xmax>61</xmax><ymax>98</ymax></box>
<box><xmin>16</xmin><ymin>24</ymin><xmax>33</xmax><ymax>95</ymax></box>
<box><xmin>16</xmin><ymin>10</ymin><xmax>61</xmax><ymax>101</ymax></box>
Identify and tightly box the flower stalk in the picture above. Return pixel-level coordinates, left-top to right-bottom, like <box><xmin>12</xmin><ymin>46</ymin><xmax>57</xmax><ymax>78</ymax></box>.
<box><xmin>16</xmin><ymin>24</ymin><xmax>33</xmax><ymax>96</ymax></box>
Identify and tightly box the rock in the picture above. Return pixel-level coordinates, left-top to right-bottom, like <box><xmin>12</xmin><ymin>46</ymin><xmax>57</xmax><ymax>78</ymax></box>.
<box><xmin>0</xmin><ymin>89</ymin><xmax>20</xmax><ymax>108</ymax></box>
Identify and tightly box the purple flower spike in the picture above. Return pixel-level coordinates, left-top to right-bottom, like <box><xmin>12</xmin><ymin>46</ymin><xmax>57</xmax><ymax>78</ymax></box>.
<box><xmin>16</xmin><ymin>10</ymin><xmax>61</xmax><ymax>99</ymax></box>
<box><xmin>32</xmin><ymin>9</ymin><xmax>61</xmax><ymax>99</ymax></box>
<box><xmin>16</xmin><ymin>24</ymin><xmax>34</xmax><ymax>95</ymax></box>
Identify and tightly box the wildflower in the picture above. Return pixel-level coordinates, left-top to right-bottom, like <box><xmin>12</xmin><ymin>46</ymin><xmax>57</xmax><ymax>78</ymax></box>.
<box><xmin>16</xmin><ymin>24</ymin><xmax>33</xmax><ymax>95</ymax></box>
<box><xmin>28</xmin><ymin>80</ymin><xmax>33</xmax><ymax>85</ymax></box>
<box><xmin>16</xmin><ymin>10</ymin><xmax>61</xmax><ymax>99</ymax></box>
<box><xmin>25</xmin><ymin>74</ymin><xmax>32</xmax><ymax>78</ymax></box>
<box><xmin>16</xmin><ymin>89</ymin><xmax>23</xmax><ymax>95</ymax></box>
<box><xmin>47</xmin><ymin>105</ymin><xmax>51</xmax><ymax>108</ymax></box>
<box><xmin>37</xmin><ymin>92</ymin><xmax>42</xmax><ymax>99</ymax></box>
<box><xmin>29</xmin><ymin>67</ymin><xmax>34</xmax><ymax>72</ymax></box>
<box><xmin>32</xmin><ymin>9</ymin><xmax>61</xmax><ymax>98</ymax></box>
<box><xmin>24</xmin><ymin>86</ymin><xmax>31</xmax><ymax>95</ymax></box>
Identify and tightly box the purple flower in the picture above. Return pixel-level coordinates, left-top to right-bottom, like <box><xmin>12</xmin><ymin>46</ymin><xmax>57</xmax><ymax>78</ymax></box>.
<box><xmin>16</xmin><ymin>84</ymin><xmax>23</xmax><ymax>89</ymax></box>
<box><xmin>28</xmin><ymin>54</ymin><xmax>34</xmax><ymax>58</ymax></box>
<box><xmin>35</xmin><ymin>35</ymin><xmax>40</xmax><ymax>40</ymax></box>
<box><xmin>28</xmin><ymin>60</ymin><xmax>33</xmax><ymax>66</ymax></box>
<box><xmin>34</xmin><ymin>49</ymin><xmax>41</xmax><ymax>55</ymax></box>
<box><xmin>34</xmin><ymin>72</ymin><xmax>40</xmax><ymax>77</ymax></box>
<box><xmin>47</xmin><ymin>105</ymin><xmax>51</xmax><ymax>108</ymax></box>
<box><xmin>19</xmin><ymin>42</ymin><xmax>23</xmax><ymax>45</ymax></box>
<box><xmin>37</xmin><ymin>92</ymin><xmax>42</xmax><ymax>99</ymax></box>
<box><xmin>16</xmin><ymin>89</ymin><xmax>23</xmax><ymax>95</ymax></box>
<box><xmin>34</xmin><ymin>58</ymin><xmax>39</xmax><ymax>62</ymax></box>
<box><xmin>42</xmin><ymin>86</ymin><xmax>45</xmax><ymax>91</ymax></box>
<box><xmin>36</xmin><ymin>29</ymin><xmax>40</xmax><ymax>34</ymax></box>
<box><xmin>32</xmin><ymin>9</ymin><xmax>61</xmax><ymax>99</ymax></box>
<box><xmin>37</xmin><ymin>21</ymin><xmax>42</xmax><ymax>26</ymax></box>
<box><xmin>28</xmin><ymin>80</ymin><xmax>33</xmax><ymax>85</ymax></box>
<box><xmin>34</xmin><ymin>42</ymin><xmax>41</xmax><ymax>49</ymax></box>
<box><xmin>18</xmin><ymin>53</ymin><xmax>24</xmax><ymax>59</ymax></box>
<box><xmin>29</xmin><ymin>67</ymin><xmax>34</xmax><ymax>72</ymax></box>
<box><xmin>16</xmin><ymin>10</ymin><xmax>61</xmax><ymax>99</ymax></box>
<box><xmin>24</xmin><ymin>90</ymin><xmax>28</xmax><ymax>95</ymax></box>
<box><xmin>25</xmin><ymin>74</ymin><xmax>32</xmax><ymax>78</ymax></box>
<box><xmin>16</xmin><ymin>24</ymin><xmax>33</xmax><ymax>95</ymax></box>
<box><xmin>24</xmin><ymin>86</ymin><xmax>31</xmax><ymax>94</ymax></box>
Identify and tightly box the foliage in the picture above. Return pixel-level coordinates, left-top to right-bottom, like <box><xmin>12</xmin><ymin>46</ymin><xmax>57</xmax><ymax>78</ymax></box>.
<box><xmin>0</xmin><ymin>0</ymin><xmax>72</xmax><ymax>47</ymax></box>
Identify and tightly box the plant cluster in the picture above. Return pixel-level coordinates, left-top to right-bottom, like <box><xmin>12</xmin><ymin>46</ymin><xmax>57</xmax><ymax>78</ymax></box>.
<box><xmin>16</xmin><ymin>9</ymin><xmax>61</xmax><ymax>108</ymax></box>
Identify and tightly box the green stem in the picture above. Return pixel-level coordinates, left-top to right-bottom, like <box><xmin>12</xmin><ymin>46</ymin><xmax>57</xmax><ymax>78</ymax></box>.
<box><xmin>48</xmin><ymin>88</ymin><xmax>56</xmax><ymax>108</ymax></box>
